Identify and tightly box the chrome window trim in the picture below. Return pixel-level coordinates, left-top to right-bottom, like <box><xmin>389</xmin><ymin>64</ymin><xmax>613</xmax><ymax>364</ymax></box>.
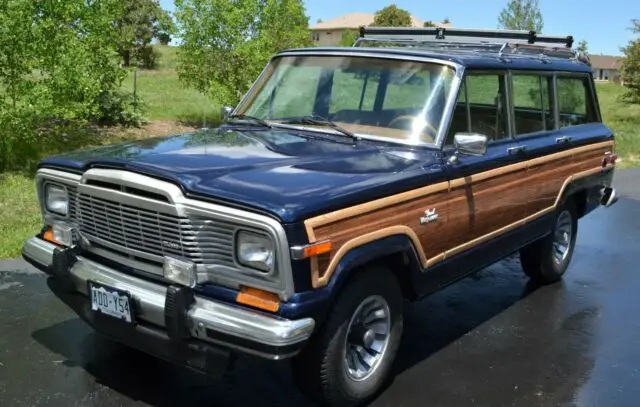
<box><xmin>235</xmin><ymin>51</ymin><xmax>465</xmax><ymax>149</ymax></box>
<box><xmin>35</xmin><ymin>168</ymin><xmax>296</xmax><ymax>300</ymax></box>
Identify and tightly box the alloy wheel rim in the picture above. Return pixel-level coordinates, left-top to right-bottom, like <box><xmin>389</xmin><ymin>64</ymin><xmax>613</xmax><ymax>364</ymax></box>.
<box><xmin>552</xmin><ymin>210</ymin><xmax>572</xmax><ymax>264</ymax></box>
<box><xmin>343</xmin><ymin>295</ymin><xmax>391</xmax><ymax>381</ymax></box>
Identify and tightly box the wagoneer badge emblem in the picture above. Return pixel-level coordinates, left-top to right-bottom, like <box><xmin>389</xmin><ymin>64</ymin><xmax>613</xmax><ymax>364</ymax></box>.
<box><xmin>162</xmin><ymin>241</ymin><xmax>181</xmax><ymax>250</ymax></box>
<box><xmin>420</xmin><ymin>208</ymin><xmax>438</xmax><ymax>224</ymax></box>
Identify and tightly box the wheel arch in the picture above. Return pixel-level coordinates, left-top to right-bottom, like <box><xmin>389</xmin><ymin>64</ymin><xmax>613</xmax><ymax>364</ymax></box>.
<box><xmin>322</xmin><ymin>233</ymin><xmax>424</xmax><ymax>302</ymax></box>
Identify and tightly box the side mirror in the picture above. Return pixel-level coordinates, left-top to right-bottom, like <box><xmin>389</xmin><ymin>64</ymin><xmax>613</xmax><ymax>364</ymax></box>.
<box><xmin>454</xmin><ymin>133</ymin><xmax>488</xmax><ymax>156</ymax></box>
<box><xmin>221</xmin><ymin>106</ymin><xmax>234</xmax><ymax>120</ymax></box>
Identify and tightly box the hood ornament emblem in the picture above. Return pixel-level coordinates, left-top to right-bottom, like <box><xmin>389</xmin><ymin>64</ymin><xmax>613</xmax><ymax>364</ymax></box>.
<box><xmin>420</xmin><ymin>208</ymin><xmax>439</xmax><ymax>224</ymax></box>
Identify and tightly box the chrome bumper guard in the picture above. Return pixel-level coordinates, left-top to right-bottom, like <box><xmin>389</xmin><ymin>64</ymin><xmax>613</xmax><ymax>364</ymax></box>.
<box><xmin>22</xmin><ymin>237</ymin><xmax>315</xmax><ymax>360</ymax></box>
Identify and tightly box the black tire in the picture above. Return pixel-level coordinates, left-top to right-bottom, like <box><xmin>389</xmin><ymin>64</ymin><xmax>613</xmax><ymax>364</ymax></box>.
<box><xmin>520</xmin><ymin>200</ymin><xmax>578</xmax><ymax>284</ymax></box>
<box><xmin>292</xmin><ymin>267</ymin><xmax>404</xmax><ymax>407</ymax></box>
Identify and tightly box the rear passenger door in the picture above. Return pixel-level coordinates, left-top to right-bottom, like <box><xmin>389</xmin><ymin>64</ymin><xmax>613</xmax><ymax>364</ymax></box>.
<box><xmin>444</xmin><ymin>71</ymin><xmax>528</xmax><ymax>257</ymax></box>
<box><xmin>511</xmin><ymin>73</ymin><xmax>602</xmax><ymax>217</ymax></box>
<box><xmin>510</xmin><ymin>73</ymin><xmax>563</xmax><ymax>215</ymax></box>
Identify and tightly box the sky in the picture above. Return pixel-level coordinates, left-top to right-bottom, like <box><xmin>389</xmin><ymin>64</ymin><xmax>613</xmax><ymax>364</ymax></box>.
<box><xmin>159</xmin><ymin>0</ymin><xmax>637</xmax><ymax>55</ymax></box>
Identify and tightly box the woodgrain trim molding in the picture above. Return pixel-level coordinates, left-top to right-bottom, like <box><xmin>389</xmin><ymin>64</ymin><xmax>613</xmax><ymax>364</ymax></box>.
<box><xmin>444</xmin><ymin>165</ymin><xmax>609</xmax><ymax>259</ymax></box>
<box><xmin>313</xmin><ymin>226</ymin><xmax>425</xmax><ymax>287</ymax></box>
<box><xmin>305</xmin><ymin>141</ymin><xmax>614</xmax><ymax>288</ymax></box>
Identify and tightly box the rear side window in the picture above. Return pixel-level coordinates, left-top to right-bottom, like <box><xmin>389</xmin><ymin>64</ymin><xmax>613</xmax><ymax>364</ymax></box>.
<box><xmin>556</xmin><ymin>76</ymin><xmax>598</xmax><ymax>127</ymax></box>
<box><xmin>512</xmin><ymin>75</ymin><xmax>554</xmax><ymax>135</ymax></box>
<box><xmin>330</xmin><ymin>69</ymin><xmax>378</xmax><ymax>113</ymax></box>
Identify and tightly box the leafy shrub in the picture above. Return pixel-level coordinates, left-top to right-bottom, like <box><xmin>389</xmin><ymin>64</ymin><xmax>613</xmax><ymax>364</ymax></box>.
<box><xmin>94</xmin><ymin>89</ymin><xmax>146</xmax><ymax>127</ymax></box>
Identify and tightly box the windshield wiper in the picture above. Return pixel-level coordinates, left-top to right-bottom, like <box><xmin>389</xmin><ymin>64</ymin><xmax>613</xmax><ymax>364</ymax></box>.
<box><xmin>281</xmin><ymin>116</ymin><xmax>359</xmax><ymax>143</ymax></box>
<box><xmin>226</xmin><ymin>114</ymin><xmax>272</xmax><ymax>128</ymax></box>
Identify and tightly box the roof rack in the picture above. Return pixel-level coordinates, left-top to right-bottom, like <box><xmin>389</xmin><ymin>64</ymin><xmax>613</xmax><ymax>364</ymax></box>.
<box><xmin>357</xmin><ymin>27</ymin><xmax>573</xmax><ymax>48</ymax></box>
<box><xmin>354</xmin><ymin>27</ymin><xmax>590</xmax><ymax>65</ymax></box>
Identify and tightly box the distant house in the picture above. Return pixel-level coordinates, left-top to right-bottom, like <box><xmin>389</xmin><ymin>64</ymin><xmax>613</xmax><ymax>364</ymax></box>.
<box><xmin>590</xmin><ymin>54</ymin><xmax>625</xmax><ymax>83</ymax></box>
<box><xmin>310</xmin><ymin>12</ymin><xmax>451</xmax><ymax>46</ymax></box>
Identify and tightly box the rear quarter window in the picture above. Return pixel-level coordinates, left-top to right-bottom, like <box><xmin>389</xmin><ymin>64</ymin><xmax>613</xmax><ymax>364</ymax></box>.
<box><xmin>556</xmin><ymin>76</ymin><xmax>599</xmax><ymax>127</ymax></box>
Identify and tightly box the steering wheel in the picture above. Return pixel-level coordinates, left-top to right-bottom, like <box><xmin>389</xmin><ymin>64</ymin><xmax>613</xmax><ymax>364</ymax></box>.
<box><xmin>387</xmin><ymin>115</ymin><xmax>438</xmax><ymax>143</ymax></box>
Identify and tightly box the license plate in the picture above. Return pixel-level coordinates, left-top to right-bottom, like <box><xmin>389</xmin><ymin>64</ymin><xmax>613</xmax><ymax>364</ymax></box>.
<box><xmin>89</xmin><ymin>282</ymin><xmax>133</xmax><ymax>323</ymax></box>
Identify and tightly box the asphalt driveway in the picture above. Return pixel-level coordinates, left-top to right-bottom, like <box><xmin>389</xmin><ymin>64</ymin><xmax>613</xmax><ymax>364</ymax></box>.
<box><xmin>1</xmin><ymin>169</ymin><xmax>639</xmax><ymax>407</ymax></box>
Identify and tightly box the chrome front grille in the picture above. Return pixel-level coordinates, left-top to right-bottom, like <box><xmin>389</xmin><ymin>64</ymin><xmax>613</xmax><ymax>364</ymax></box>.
<box><xmin>69</xmin><ymin>190</ymin><xmax>236</xmax><ymax>267</ymax></box>
<box><xmin>38</xmin><ymin>167</ymin><xmax>293</xmax><ymax>300</ymax></box>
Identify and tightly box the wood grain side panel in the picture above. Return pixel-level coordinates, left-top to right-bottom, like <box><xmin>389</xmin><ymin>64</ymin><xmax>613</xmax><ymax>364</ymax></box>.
<box><xmin>304</xmin><ymin>141</ymin><xmax>615</xmax><ymax>288</ymax></box>
<box><xmin>311</xmin><ymin>189</ymin><xmax>450</xmax><ymax>286</ymax></box>
<box><xmin>448</xmin><ymin>167</ymin><xmax>528</xmax><ymax>246</ymax></box>
<box><xmin>526</xmin><ymin>144</ymin><xmax>613</xmax><ymax>215</ymax></box>
<box><xmin>304</xmin><ymin>181</ymin><xmax>449</xmax><ymax>234</ymax></box>
<box><xmin>526</xmin><ymin>159</ymin><xmax>588</xmax><ymax>215</ymax></box>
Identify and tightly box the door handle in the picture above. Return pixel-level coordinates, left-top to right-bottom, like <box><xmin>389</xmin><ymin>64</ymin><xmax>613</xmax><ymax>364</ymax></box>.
<box><xmin>507</xmin><ymin>146</ymin><xmax>527</xmax><ymax>155</ymax></box>
<box><xmin>556</xmin><ymin>136</ymin><xmax>572</xmax><ymax>144</ymax></box>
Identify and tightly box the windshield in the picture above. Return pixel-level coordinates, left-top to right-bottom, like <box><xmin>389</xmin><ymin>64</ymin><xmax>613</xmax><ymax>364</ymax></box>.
<box><xmin>237</xmin><ymin>55</ymin><xmax>457</xmax><ymax>145</ymax></box>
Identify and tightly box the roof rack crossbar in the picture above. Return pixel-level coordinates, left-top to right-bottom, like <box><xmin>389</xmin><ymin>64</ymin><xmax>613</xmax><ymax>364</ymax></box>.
<box><xmin>358</xmin><ymin>26</ymin><xmax>574</xmax><ymax>48</ymax></box>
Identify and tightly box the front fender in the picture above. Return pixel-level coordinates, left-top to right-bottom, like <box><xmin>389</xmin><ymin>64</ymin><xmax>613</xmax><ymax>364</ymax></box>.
<box><xmin>279</xmin><ymin>234</ymin><xmax>423</xmax><ymax>325</ymax></box>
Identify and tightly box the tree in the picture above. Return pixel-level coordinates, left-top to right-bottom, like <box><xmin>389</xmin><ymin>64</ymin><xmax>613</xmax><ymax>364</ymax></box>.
<box><xmin>175</xmin><ymin>0</ymin><xmax>310</xmax><ymax>106</ymax></box>
<box><xmin>620</xmin><ymin>19</ymin><xmax>640</xmax><ymax>104</ymax></box>
<box><xmin>576</xmin><ymin>40</ymin><xmax>588</xmax><ymax>53</ymax></box>
<box><xmin>338</xmin><ymin>30</ymin><xmax>358</xmax><ymax>47</ymax></box>
<box><xmin>0</xmin><ymin>0</ymin><xmax>133</xmax><ymax>171</ymax></box>
<box><xmin>371</xmin><ymin>5</ymin><xmax>412</xmax><ymax>27</ymax></box>
<box><xmin>423</xmin><ymin>20</ymin><xmax>436</xmax><ymax>27</ymax></box>
<box><xmin>113</xmin><ymin>0</ymin><xmax>175</xmax><ymax>67</ymax></box>
<box><xmin>498</xmin><ymin>0</ymin><xmax>543</xmax><ymax>32</ymax></box>
<box><xmin>443</xmin><ymin>17</ymin><xmax>451</xmax><ymax>24</ymax></box>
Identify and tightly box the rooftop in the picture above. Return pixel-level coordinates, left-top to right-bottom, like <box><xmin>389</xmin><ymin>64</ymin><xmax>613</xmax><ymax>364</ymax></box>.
<box><xmin>310</xmin><ymin>12</ymin><xmax>451</xmax><ymax>30</ymax></box>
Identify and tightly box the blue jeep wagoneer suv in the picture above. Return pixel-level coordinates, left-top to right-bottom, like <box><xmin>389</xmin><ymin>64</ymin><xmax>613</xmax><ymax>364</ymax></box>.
<box><xmin>23</xmin><ymin>27</ymin><xmax>617</xmax><ymax>406</ymax></box>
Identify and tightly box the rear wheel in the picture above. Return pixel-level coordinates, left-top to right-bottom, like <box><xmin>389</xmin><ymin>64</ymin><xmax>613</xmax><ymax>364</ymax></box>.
<box><xmin>292</xmin><ymin>267</ymin><xmax>403</xmax><ymax>407</ymax></box>
<box><xmin>520</xmin><ymin>200</ymin><xmax>578</xmax><ymax>284</ymax></box>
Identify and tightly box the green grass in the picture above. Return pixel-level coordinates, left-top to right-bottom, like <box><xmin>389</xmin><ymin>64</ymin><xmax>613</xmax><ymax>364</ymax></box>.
<box><xmin>596</xmin><ymin>83</ymin><xmax>640</xmax><ymax>167</ymax></box>
<box><xmin>122</xmin><ymin>45</ymin><xmax>220</xmax><ymax>126</ymax></box>
<box><xmin>0</xmin><ymin>174</ymin><xmax>41</xmax><ymax>259</ymax></box>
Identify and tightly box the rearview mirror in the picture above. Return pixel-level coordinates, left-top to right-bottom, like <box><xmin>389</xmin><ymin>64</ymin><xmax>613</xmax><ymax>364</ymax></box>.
<box><xmin>221</xmin><ymin>106</ymin><xmax>234</xmax><ymax>120</ymax></box>
<box><xmin>454</xmin><ymin>133</ymin><xmax>488</xmax><ymax>157</ymax></box>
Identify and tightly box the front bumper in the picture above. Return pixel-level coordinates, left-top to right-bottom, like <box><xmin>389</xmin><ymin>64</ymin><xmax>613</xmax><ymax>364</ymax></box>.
<box><xmin>23</xmin><ymin>237</ymin><xmax>315</xmax><ymax>371</ymax></box>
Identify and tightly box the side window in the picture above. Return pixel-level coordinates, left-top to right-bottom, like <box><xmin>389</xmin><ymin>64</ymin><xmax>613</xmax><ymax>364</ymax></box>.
<box><xmin>265</xmin><ymin>65</ymin><xmax>321</xmax><ymax>118</ymax></box>
<box><xmin>329</xmin><ymin>69</ymin><xmax>378</xmax><ymax>114</ymax></box>
<box><xmin>512</xmin><ymin>75</ymin><xmax>554</xmax><ymax>135</ymax></box>
<box><xmin>446</xmin><ymin>73</ymin><xmax>509</xmax><ymax>145</ymax></box>
<box><xmin>383</xmin><ymin>70</ymin><xmax>431</xmax><ymax>110</ymax></box>
<box><xmin>556</xmin><ymin>76</ymin><xmax>598</xmax><ymax>127</ymax></box>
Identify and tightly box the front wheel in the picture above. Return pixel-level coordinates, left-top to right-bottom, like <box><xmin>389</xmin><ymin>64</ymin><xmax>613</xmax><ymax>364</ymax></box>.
<box><xmin>292</xmin><ymin>267</ymin><xmax>403</xmax><ymax>407</ymax></box>
<box><xmin>520</xmin><ymin>200</ymin><xmax>578</xmax><ymax>284</ymax></box>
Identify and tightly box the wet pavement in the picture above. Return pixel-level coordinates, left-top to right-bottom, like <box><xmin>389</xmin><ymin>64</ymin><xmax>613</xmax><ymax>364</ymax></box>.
<box><xmin>1</xmin><ymin>169</ymin><xmax>639</xmax><ymax>407</ymax></box>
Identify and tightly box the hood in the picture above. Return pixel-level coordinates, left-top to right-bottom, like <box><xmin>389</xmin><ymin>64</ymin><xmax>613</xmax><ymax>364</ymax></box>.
<box><xmin>40</xmin><ymin>127</ymin><xmax>445</xmax><ymax>222</ymax></box>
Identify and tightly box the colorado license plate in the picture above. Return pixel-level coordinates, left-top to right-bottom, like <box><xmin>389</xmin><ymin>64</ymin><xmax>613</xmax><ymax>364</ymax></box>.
<box><xmin>89</xmin><ymin>282</ymin><xmax>133</xmax><ymax>323</ymax></box>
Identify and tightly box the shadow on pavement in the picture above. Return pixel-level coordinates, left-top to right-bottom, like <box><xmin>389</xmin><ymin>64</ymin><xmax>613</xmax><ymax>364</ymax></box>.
<box><xmin>392</xmin><ymin>255</ymin><xmax>542</xmax><ymax>375</ymax></box>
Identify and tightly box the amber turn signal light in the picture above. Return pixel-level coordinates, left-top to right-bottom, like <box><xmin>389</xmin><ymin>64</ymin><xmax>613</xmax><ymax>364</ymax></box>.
<box><xmin>42</xmin><ymin>227</ymin><xmax>61</xmax><ymax>246</ymax></box>
<box><xmin>302</xmin><ymin>241</ymin><xmax>332</xmax><ymax>258</ymax></box>
<box><xmin>236</xmin><ymin>287</ymin><xmax>280</xmax><ymax>312</ymax></box>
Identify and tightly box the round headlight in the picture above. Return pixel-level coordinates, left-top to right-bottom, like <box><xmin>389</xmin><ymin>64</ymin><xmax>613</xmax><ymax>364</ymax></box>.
<box><xmin>45</xmin><ymin>184</ymin><xmax>69</xmax><ymax>216</ymax></box>
<box><xmin>236</xmin><ymin>231</ymin><xmax>274</xmax><ymax>272</ymax></box>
